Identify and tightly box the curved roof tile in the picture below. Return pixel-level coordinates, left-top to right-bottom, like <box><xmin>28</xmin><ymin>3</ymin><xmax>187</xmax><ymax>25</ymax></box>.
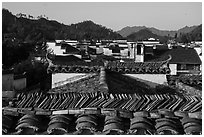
<box><xmin>47</xmin><ymin>122</ymin><xmax>68</xmax><ymax>134</ymax></box>
<box><xmin>3</xmin><ymin>111</ymin><xmax>202</xmax><ymax>135</ymax></box>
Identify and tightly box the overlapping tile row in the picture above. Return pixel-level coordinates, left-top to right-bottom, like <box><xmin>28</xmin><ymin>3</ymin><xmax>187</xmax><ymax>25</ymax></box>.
<box><xmin>47</xmin><ymin>114</ymin><xmax>74</xmax><ymax>134</ymax></box>
<box><xmin>47</xmin><ymin>65</ymin><xmax>101</xmax><ymax>73</ymax></box>
<box><xmin>129</xmin><ymin>116</ymin><xmax>155</xmax><ymax>134</ymax></box>
<box><xmin>3</xmin><ymin>111</ymin><xmax>201</xmax><ymax>135</ymax></box>
<box><xmin>167</xmin><ymin>75</ymin><xmax>202</xmax><ymax>86</ymax></box>
<box><xmin>105</xmin><ymin>61</ymin><xmax>171</xmax><ymax>74</ymax></box>
<box><xmin>14</xmin><ymin>91</ymin><xmax>201</xmax><ymax>112</ymax></box>
<box><xmin>75</xmin><ymin>114</ymin><xmax>98</xmax><ymax>134</ymax></box>
<box><xmin>155</xmin><ymin>117</ymin><xmax>184</xmax><ymax>134</ymax></box>
<box><xmin>99</xmin><ymin>67</ymin><xmax>108</xmax><ymax>93</ymax></box>
<box><xmin>15</xmin><ymin>114</ymin><xmax>46</xmax><ymax>135</ymax></box>
<box><xmin>103</xmin><ymin>116</ymin><xmax>125</xmax><ymax>134</ymax></box>
<box><xmin>180</xmin><ymin>117</ymin><xmax>202</xmax><ymax>134</ymax></box>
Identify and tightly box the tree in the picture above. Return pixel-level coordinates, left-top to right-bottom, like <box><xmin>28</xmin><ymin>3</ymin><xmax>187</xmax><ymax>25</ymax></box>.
<box><xmin>180</xmin><ymin>34</ymin><xmax>190</xmax><ymax>43</ymax></box>
<box><xmin>174</xmin><ymin>33</ymin><xmax>177</xmax><ymax>39</ymax></box>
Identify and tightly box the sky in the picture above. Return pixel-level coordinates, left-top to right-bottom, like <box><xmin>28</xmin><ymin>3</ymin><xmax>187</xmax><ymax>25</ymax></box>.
<box><xmin>2</xmin><ymin>2</ymin><xmax>202</xmax><ymax>31</ymax></box>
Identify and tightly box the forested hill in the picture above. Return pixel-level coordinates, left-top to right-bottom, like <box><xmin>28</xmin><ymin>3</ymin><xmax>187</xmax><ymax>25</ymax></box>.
<box><xmin>2</xmin><ymin>9</ymin><xmax>122</xmax><ymax>42</ymax></box>
<box><xmin>126</xmin><ymin>29</ymin><xmax>169</xmax><ymax>43</ymax></box>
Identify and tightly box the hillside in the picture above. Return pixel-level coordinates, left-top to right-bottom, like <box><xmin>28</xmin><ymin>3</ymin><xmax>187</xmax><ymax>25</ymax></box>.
<box><xmin>189</xmin><ymin>24</ymin><xmax>202</xmax><ymax>41</ymax></box>
<box><xmin>2</xmin><ymin>9</ymin><xmax>122</xmax><ymax>42</ymax></box>
<box><xmin>126</xmin><ymin>28</ymin><xmax>168</xmax><ymax>43</ymax></box>
<box><xmin>117</xmin><ymin>26</ymin><xmax>147</xmax><ymax>38</ymax></box>
<box><xmin>176</xmin><ymin>24</ymin><xmax>202</xmax><ymax>43</ymax></box>
<box><xmin>118</xmin><ymin>25</ymin><xmax>198</xmax><ymax>38</ymax></box>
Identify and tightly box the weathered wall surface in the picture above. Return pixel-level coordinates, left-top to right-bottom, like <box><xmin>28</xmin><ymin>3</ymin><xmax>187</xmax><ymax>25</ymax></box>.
<box><xmin>52</xmin><ymin>73</ymin><xmax>86</xmax><ymax>88</ymax></box>
<box><xmin>125</xmin><ymin>74</ymin><xmax>167</xmax><ymax>87</ymax></box>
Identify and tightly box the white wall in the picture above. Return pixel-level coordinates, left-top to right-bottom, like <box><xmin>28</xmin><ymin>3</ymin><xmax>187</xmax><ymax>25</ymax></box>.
<box><xmin>169</xmin><ymin>64</ymin><xmax>177</xmax><ymax>75</ymax></box>
<box><xmin>128</xmin><ymin>43</ymin><xmax>135</xmax><ymax>59</ymax></box>
<box><xmin>52</xmin><ymin>73</ymin><xmax>86</xmax><ymax>88</ymax></box>
<box><xmin>120</xmin><ymin>48</ymin><xmax>128</xmax><ymax>56</ymax></box>
<box><xmin>47</xmin><ymin>42</ymin><xmax>66</xmax><ymax>55</ymax></box>
<box><xmin>103</xmin><ymin>48</ymin><xmax>112</xmax><ymax>56</ymax></box>
<box><xmin>96</xmin><ymin>47</ymin><xmax>104</xmax><ymax>54</ymax></box>
<box><xmin>129</xmin><ymin>47</ymin><xmax>134</xmax><ymax>59</ymax></box>
<box><xmin>135</xmin><ymin>55</ymin><xmax>144</xmax><ymax>62</ymax></box>
<box><xmin>125</xmin><ymin>74</ymin><xmax>167</xmax><ymax>86</ymax></box>
<box><xmin>142</xmin><ymin>41</ymin><xmax>160</xmax><ymax>45</ymax></box>
<box><xmin>194</xmin><ymin>47</ymin><xmax>202</xmax><ymax>60</ymax></box>
<box><xmin>55</xmin><ymin>40</ymin><xmax>64</xmax><ymax>43</ymax></box>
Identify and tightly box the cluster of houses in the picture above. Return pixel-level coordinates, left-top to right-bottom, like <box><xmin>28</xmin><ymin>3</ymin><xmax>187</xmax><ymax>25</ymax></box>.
<box><xmin>2</xmin><ymin>38</ymin><xmax>202</xmax><ymax>135</ymax></box>
<box><xmin>2</xmin><ymin>37</ymin><xmax>202</xmax><ymax>91</ymax></box>
<box><xmin>47</xmin><ymin>38</ymin><xmax>202</xmax><ymax>74</ymax></box>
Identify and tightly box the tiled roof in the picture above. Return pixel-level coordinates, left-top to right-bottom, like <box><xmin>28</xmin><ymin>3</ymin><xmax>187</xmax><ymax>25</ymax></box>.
<box><xmin>48</xmin><ymin>55</ymin><xmax>84</xmax><ymax>65</ymax></box>
<box><xmin>167</xmin><ymin>75</ymin><xmax>202</xmax><ymax>85</ymax></box>
<box><xmin>62</xmin><ymin>44</ymin><xmax>80</xmax><ymax>54</ymax></box>
<box><xmin>3</xmin><ymin>111</ymin><xmax>202</xmax><ymax>135</ymax></box>
<box><xmin>4</xmin><ymin>69</ymin><xmax>201</xmax><ymax>113</ymax></box>
<box><xmin>168</xmin><ymin>48</ymin><xmax>201</xmax><ymax>64</ymax></box>
<box><xmin>146</xmin><ymin>47</ymin><xmax>202</xmax><ymax>64</ymax></box>
<box><xmin>166</xmin><ymin>75</ymin><xmax>202</xmax><ymax>96</ymax></box>
<box><xmin>2</xmin><ymin>68</ymin><xmax>202</xmax><ymax>135</ymax></box>
<box><xmin>7</xmin><ymin>90</ymin><xmax>202</xmax><ymax>112</ymax></box>
<box><xmin>106</xmin><ymin>60</ymin><xmax>171</xmax><ymax>74</ymax></box>
<box><xmin>46</xmin><ymin>54</ymin><xmax>104</xmax><ymax>73</ymax></box>
<box><xmin>167</xmin><ymin>75</ymin><xmax>202</xmax><ymax>90</ymax></box>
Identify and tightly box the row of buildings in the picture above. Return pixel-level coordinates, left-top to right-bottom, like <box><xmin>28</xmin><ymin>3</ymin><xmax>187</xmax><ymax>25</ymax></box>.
<box><xmin>2</xmin><ymin>38</ymin><xmax>202</xmax><ymax>91</ymax></box>
<box><xmin>46</xmin><ymin>38</ymin><xmax>202</xmax><ymax>76</ymax></box>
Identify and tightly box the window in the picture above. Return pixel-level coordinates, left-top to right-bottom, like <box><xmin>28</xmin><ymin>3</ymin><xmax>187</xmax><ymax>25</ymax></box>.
<box><xmin>177</xmin><ymin>64</ymin><xmax>200</xmax><ymax>71</ymax></box>
<box><xmin>144</xmin><ymin>46</ymin><xmax>153</xmax><ymax>55</ymax></box>
<box><xmin>180</xmin><ymin>64</ymin><xmax>186</xmax><ymax>70</ymax></box>
<box><xmin>177</xmin><ymin>64</ymin><xmax>186</xmax><ymax>70</ymax></box>
<box><xmin>193</xmin><ymin>65</ymin><xmax>200</xmax><ymax>71</ymax></box>
<box><xmin>137</xmin><ymin>44</ymin><xmax>141</xmax><ymax>55</ymax></box>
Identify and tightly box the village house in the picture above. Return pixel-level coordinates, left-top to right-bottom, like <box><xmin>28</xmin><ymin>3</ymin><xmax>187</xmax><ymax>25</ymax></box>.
<box><xmin>103</xmin><ymin>40</ymin><xmax>135</xmax><ymax>60</ymax></box>
<box><xmin>145</xmin><ymin>46</ymin><xmax>202</xmax><ymax>75</ymax></box>
<box><xmin>134</xmin><ymin>38</ymin><xmax>161</xmax><ymax>62</ymax></box>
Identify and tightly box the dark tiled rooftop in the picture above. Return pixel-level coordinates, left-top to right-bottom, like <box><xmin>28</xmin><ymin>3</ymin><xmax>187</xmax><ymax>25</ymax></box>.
<box><xmin>167</xmin><ymin>75</ymin><xmax>202</xmax><ymax>96</ymax></box>
<box><xmin>106</xmin><ymin>60</ymin><xmax>171</xmax><ymax>74</ymax></box>
<box><xmin>3</xmin><ymin>112</ymin><xmax>202</xmax><ymax>135</ymax></box>
<box><xmin>146</xmin><ymin>47</ymin><xmax>202</xmax><ymax>64</ymax></box>
<box><xmin>2</xmin><ymin>66</ymin><xmax>202</xmax><ymax>135</ymax></box>
<box><xmin>7</xmin><ymin>90</ymin><xmax>202</xmax><ymax>112</ymax></box>
<box><xmin>49</xmin><ymin>55</ymin><xmax>85</xmax><ymax>66</ymax></box>
<box><xmin>167</xmin><ymin>75</ymin><xmax>202</xmax><ymax>87</ymax></box>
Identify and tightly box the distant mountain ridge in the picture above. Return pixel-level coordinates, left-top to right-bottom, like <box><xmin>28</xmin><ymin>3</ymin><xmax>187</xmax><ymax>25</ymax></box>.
<box><xmin>117</xmin><ymin>25</ymin><xmax>199</xmax><ymax>38</ymax></box>
<box><xmin>126</xmin><ymin>24</ymin><xmax>202</xmax><ymax>43</ymax></box>
<box><xmin>3</xmin><ymin>8</ymin><xmax>201</xmax><ymax>43</ymax></box>
<box><xmin>2</xmin><ymin>9</ymin><xmax>122</xmax><ymax>42</ymax></box>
